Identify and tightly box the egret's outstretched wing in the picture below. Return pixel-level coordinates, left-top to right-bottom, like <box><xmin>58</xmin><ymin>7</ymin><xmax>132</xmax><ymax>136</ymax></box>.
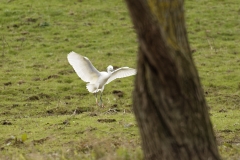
<box><xmin>106</xmin><ymin>67</ymin><xmax>136</xmax><ymax>84</ymax></box>
<box><xmin>67</xmin><ymin>51</ymin><xmax>100</xmax><ymax>83</ymax></box>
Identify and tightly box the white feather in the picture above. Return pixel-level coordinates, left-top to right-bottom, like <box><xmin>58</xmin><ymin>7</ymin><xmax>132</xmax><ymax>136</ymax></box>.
<box><xmin>67</xmin><ymin>51</ymin><xmax>100</xmax><ymax>83</ymax></box>
<box><xmin>106</xmin><ymin>67</ymin><xmax>136</xmax><ymax>84</ymax></box>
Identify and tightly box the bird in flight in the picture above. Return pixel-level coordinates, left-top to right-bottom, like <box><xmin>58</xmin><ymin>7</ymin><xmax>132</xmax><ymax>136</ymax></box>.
<box><xmin>67</xmin><ymin>51</ymin><xmax>136</xmax><ymax>107</ymax></box>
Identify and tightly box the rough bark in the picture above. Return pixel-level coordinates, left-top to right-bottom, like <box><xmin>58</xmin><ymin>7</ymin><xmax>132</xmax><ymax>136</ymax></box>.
<box><xmin>125</xmin><ymin>0</ymin><xmax>221</xmax><ymax>159</ymax></box>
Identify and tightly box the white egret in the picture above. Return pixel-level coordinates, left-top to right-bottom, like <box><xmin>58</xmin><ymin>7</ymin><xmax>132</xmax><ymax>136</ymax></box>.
<box><xmin>67</xmin><ymin>51</ymin><xmax>136</xmax><ymax>107</ymax></box>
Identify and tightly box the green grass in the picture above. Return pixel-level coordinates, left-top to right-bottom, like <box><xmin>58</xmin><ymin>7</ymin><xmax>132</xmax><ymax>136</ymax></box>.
<box><xmin>0</xmin><ymin>0</ymin><xmax>239</xmax><ymax>159</ymax></box>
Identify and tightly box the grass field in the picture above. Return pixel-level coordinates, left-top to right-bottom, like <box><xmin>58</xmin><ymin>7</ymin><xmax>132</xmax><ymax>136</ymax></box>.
<box><xmin>0</xmin><ymin>0</ymin><xmax>239</xmax><ymax>159</ymax></box>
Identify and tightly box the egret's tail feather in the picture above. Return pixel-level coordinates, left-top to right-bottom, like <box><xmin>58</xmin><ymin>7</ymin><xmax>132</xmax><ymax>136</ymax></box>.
<box><xmin>86</xmin><ymin>83</ymin><xmax>99</xmax><ymax>93</ymax></box>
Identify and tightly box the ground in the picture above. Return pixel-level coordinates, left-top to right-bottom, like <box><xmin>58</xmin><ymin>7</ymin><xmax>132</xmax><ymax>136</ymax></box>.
<box><xmin>0</xmin><ymin>0</ymin><xmax>239</xmax><ymax>159</ymax></box>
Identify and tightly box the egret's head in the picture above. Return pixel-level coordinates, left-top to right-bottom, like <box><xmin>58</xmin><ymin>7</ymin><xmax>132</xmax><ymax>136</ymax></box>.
<box><xmin>107</xmin><ymin>65</ymin><xmax>114</xmax><ymax>73</ymax></box>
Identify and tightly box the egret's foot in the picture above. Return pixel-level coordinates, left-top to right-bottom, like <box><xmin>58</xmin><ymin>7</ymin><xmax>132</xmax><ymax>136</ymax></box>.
<box><xmin>98</xmin><ymin>102</ymin><xmax>104</xmax><ymax>108</ymax></box>
<box><xmin>72</xmin><ymin>109</ymin><xmax>77</xmax><ymax>116</ymax></box>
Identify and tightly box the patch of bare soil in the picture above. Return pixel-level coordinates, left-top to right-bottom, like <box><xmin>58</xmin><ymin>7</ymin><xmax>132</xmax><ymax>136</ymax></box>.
<box><xmin>3</xmin><ymin>82</ymin><xmax>12</xmax><ymax>86</ymax></box>
<box><xmin>73</xmin><ymin>107</ymin><xmax>91</xmax><ymax>114</ymax></box>
<box><xmin>32</xmin><ymin>64</ymin><xmax>46</xmax><ymax>68</ymax></box>
<box><xmin>1</xmin><ymin>120</ymin><xmax>12</xmax><ymax>125</ymax></box>
<box><xmin>58</xmin><ymin>70</ymin><xmax>74</xmax><ymax>75</ymax></box>
<box><xmin>104</xmin><ymin>108</ymin><xmax>121</xmax><ymax>114</ymax></box>
<box><xmin>27</xmin><ymin>95</ymin><xmax>39</xmax><ymax>101</ymax></box>
<box><xmin>32</xmin><ymin>137</ymin><xmax>50</xmax><ymax>145</ymax></box>
<box><xmin>38</xmin><ymin>93</ymin><xmax>50</xmax><ymax>99</ymax></box>
<box><xmin>112</xmin><ymin>90</ymin><xmax>123</xmax><ymax>97</ymax></box>
<box><xmin>75</xmin><ymin>127</ymin><xmax>97</xmax><ymax>134</ymax></box>
<box><xmin>46</xmin><ymin>107</ymin><xmax>68</xmax><ymax>115</ymax></box>
<box><xmin>64</xmin><ymin>96</ymin><xmax>74</xmax><ymax>100</ymax></box>
<box><xmin>43</xmin><ymin>75</ymin><xmax>59</xmax><ymax>80</ymax></box>
<box><xmin>89</xmin><ymin>112</ymin><xmax>98</xmax><ymax>117</ymax></box>
<box><xmin>46</xmin><ymin>107</ymin><xmax>91</xmax><ymax>115</ymax></box>
<box><xmin>220</xmin><ymin>129</ymin><xmax>232</xmax><ymax>133</ymax></box>
<box><xmin>219</xmin><ymin>109</ymin><xmax>228</xmax><ymax>113</ymax></box>
<box><xmin>17</xmin><ymin>80</ymin><xmax>25</xmax><ymax>85</ymax></box>
<box><xmin>27</xmin><ymin>93</ymin><xmax>51</xmax><ymax>101</ymax></box>
<box><xmin>97</xmin><ymin>119</ymin><xmax>116</xmax><ymax>123</ymax></box>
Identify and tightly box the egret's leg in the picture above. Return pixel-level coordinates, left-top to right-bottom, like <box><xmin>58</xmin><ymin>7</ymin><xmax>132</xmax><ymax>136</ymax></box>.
<box><xmin>100</xmin><ymin>92</ymin><xmax>104</xmax><ymax>107</ymax></box>
<box><xmin>100</xmin><ymin>86</ymin><xmax>105</xmax><ymax>107</ymax></box>
<box><xmin>94</xmin><ymin>92</ymin><xmax>98</xmax><ymax>105</ymax></box>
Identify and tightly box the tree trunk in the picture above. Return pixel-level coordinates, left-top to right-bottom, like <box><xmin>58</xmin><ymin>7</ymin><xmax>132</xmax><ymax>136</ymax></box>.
<box><xmin>125</xmin><ymin>0</ymin><xmax>221</xmax><ymax>159</ymax></box>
